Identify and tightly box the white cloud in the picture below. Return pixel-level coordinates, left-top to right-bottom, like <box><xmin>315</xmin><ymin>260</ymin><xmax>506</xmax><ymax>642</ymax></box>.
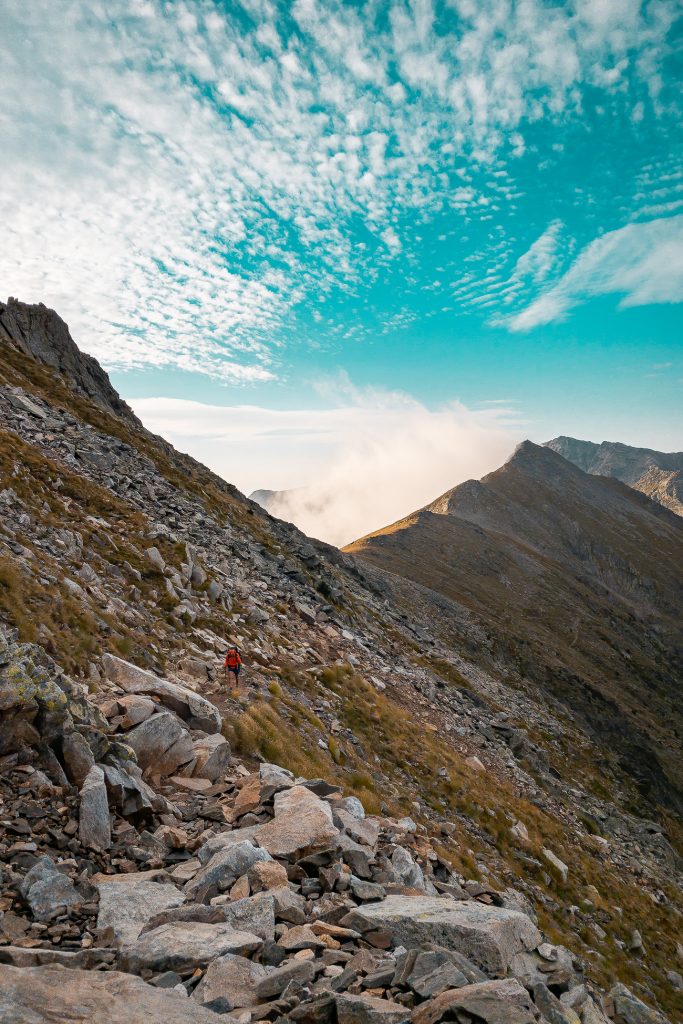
<box><xmin>508</xmin><ymin>213</ymin><xmax>683</xmax><ymax>330</ymax></box>
<box><xmin>0</xmin><ymin>0</ymin><xmax>679</xmax><ymax>378</ymax></box>
<box><xmin>131</xmin><ymin>380</ymin><xmax>521</xmax><ymax>546</ymax></box>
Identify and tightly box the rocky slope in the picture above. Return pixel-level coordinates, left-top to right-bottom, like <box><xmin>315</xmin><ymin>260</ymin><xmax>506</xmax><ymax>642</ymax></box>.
<box><xmin>0</xmin><ymin>299</ymin><xmax>682</xmax><ymax>1022</ymax></box>
<box><xmin>545</xmin><ymin>437</ymin><xmax>683</xmax><ymax>517</ymax></box>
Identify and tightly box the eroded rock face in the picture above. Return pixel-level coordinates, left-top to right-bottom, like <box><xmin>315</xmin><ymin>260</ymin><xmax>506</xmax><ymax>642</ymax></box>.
<box><xmin>342</xmin><ymin>896</ymin><xmax>542</xmax><ymax>977</ymax></box>
<box><xmin>184</xmin><ymin>840</ymin><xmax>272</xmax><ymax>902</ymax></box>
<box><xmin>0</xmin><ymin>963</ymin><xmax>221</xmax><ymax>1024</ymax></box>
<box><xmin>78</xmin><ymin>764</ymin><xmax>111</xmax><ymax>850</ymax></box>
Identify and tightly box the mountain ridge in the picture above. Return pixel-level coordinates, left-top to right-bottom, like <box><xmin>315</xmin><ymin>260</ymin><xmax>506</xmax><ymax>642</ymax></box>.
<box><xmin>0</xmin><ymin>299</ymin><xmax>682</xmax><ymax>1021</ymax></box>
<box><xmin>545</xmin><ymin>435</ymin><xmax>683</xmax><ymax>516</ymax></box>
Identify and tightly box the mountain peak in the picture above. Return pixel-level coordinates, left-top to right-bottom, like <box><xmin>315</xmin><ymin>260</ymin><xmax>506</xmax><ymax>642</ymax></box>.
<box><xmin>0</xmin><ymin>296</ymin><xmax>139</xmax><ymax>425</ymax></box>
<box><xmin>545</xmin><ymin>435</ymin><xmax>683</xmax><ymax>516</ymax></box>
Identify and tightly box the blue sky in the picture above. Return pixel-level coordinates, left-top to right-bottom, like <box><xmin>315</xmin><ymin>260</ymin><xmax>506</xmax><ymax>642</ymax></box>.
<box><xmin>2</xmin><ymin>0</ymin><xmax>682</xmax><ymax>531</ymax></box>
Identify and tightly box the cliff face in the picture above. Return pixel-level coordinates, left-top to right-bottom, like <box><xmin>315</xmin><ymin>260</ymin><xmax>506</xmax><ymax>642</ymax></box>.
<box><xmin>0</xmin><ymin>297</ymin><xmax>140</xmax><ymax>425</ymax></box>
<box><xmin>545</xmin><ymin>435</ymin><xmax>683</xmax><ymax>516</ymax></box>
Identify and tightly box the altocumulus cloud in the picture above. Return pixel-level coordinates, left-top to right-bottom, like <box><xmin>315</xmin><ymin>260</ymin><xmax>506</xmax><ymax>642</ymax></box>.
<box><xmin>131</xmin><ymin>382</ymin><xmax>522</xmax><ymax>546</ymax></box>
<box><xmin>1</xmin><ymin>0</ymin><xmax>681</xmax><ymax>381</ymax></box>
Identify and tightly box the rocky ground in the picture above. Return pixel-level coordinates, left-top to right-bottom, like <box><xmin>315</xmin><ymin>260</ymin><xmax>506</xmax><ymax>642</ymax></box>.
<box><xmin>0</xmin><ymin>302</ymin><xmax>682</xmax><ymax>1021</ymax></box>
<box><xmin>1</xmin><ymin>636</ymin><xmax>673</xmax><ymax>1024</ymax></box>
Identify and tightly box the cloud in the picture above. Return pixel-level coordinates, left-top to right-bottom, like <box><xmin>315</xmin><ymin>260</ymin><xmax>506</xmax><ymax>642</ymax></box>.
<box><xmin>131</xmin><ymin>380</ymin><xmax>521</xmax><ymax>546</ymax></box>
<box><xmin>1</xmin><ymin>0</ymin><xmax>680</xmax><ymax>379</ymax></box>
<box><xmin>507</xmin><ymin>213</ymin><xmax>683</xmax><ymax>330</ymax></box>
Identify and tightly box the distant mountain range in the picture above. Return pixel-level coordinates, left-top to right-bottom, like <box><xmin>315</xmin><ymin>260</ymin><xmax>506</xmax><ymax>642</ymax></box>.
<box><xmin>346</xmin><ymin>440</ymin><xmax>683</xmax><ymax>814</ymax></box>
<box><xmin>545</xmin><ymin>436</ymin><xmax>683</xmax><ymax>516</ymax></box>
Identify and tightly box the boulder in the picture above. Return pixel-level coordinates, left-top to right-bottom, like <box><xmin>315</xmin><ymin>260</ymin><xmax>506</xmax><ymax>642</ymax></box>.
<box><xmin>249</xmin><ymin>859</ymin><xmax>289</xmax><ymax>892</ymax></box>
<box><xmin>342</xmin><ymin>896</ymin><xmax>541</xmax><ymax>977</ymax></box>
<box><xmin>196</xmin><ymin>826</ymin><xmax>262</xmax><ymax>865</ymax></box>
<box><xmin>609</xmin><ymin>984</ymin><xmax>667</xmax><ymax>1024</ymax></box>
<box><xmin>184</xmin><ymin>841</ymin><xmax>272</xmax><ymax>902</ymax></box>
<box><xmin>411</xmin><ymin>978</ymin><xmax>538</xmax><ymax>1024</ymax></box>
<box><xmin>191</xmin><ymin>733</ymin><xmax>231</xmax><ymax>781</ymax></box>
<box><xmin>118</xmin><ymin>694</ymin><xmax>156</xmax><ymax>728</ymax></box>
<box><xmin>221</xmin><ymin>893</ymin><xmax>276</xmax><ymax>941</ymax></box>
<box><xmin>20</xmin><ymin>856</ymin><xmax>82</xmax><ymax>921</ymax></box>
<box><xmin>78</xmin><ymin>765</ymin><xmax>111</xmax><ymax>850</ymax></box>
<box><xmin>124</xmin><ymin>712</ymin><xmax>194</xmax><ymax>775</ymax></box>
<box><xmin>255</xmin><ymin>785</ymin><xmax>339</xmax><ymax>857</ymax></box>
<box><xmin>193</xmin><ymin>952</ymin><xmax>273</xmax><ymax>1010</ymax></box>
<box><xmin>95</xmin><ymin>875</ymin><xmax>185</xmax><ymax>945</ymax></box>
<box><xmin>61</xmin><ymin>730</ymin><xmax>95</xmax><ymax>787</ymax></box>
<box><xmin>336</xmin><ymin>993</ymin><xmax>410</xmax><ymax>1023</ymax></box>
<box><xmin>103</xmin><ymin>655</ymin><xmax>221</xmax><ymax>733</ymax></box>
<box><xmin>121</xmin><ymin>922</ymin><xmax>263</xmax><ymax>974</ymax></box>
<box><xmin>0</xmin><ymin>963</ymin><xmax>224</xmax><ymax>1024</ymax></box>
<box><xmin>103</xmin><ymin>761</ymin><xmax>166</xmax><ymax>817</ymax></box>
<box><xmin>255</xmin><ymin>958</ymin><xmax>318</xmax><ymax>999</ymax></box>
<box><xmin>391</xmin><ymin>847</ymin><xmax>425</xmax><ymax>890</ymax></box>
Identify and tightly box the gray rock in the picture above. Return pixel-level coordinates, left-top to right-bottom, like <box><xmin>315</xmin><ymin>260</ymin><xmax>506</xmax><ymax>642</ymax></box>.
<box><xmin>124</xmin><ymin>712</ymin><xmax>194</xmax><ymax>776</ymax></box>
<box><xmin>78</xmin><ymin>765</ymin><xmax>111</xmax><ymax>850</ymax></box>
<box><xmin>145</xmin><ymin>547</ymin><xmax>166</xmax><ymax>572</ymax></box>
<box><xmin>533</xmin><ymin>983</ymin><xmax>578</xmax><ymax>1024</ymax></box>
<box><xmin>103</xmin><ymin>655</ymin><xmax>222</xmax><ymax>733</ymax></box>
<box><xmin>255</xmin><ymin>785</ymin><xmax>339</xmax><ymax>857</ymax></box>
<box><xmin>0</xmin><ymin>963</ymin><xmax>223</xmax><ymax>1023</ymax></box>
<box><xmin>102</xmin><ymin>762</ymin><xmax>163</xmax><ymax>817</ymax></box>
<box><xmin>193</xmin><ymin>952</ymin><xmax>273</xmax><ymax>1009</ymax></box>
<box><xmin>221</xmin><ymin>892</ymin><xmax>276</xmax><ymax>941</ymax></box>
<box><xmin>20</xmin><ymin>857</ymin><xmax>82</xmax><ymax>921</ymax></box>
<box><xmin>95</xmin><ymin>875</ymin><xmax>185</xmax><ymax>946</ymax></box>
<box><xmin>609</xmin><ymin>984</ymin><xmax>668</xmax><ymax>1024</ymax></box>
<box><xmin>196</xmin><ymin>826</ymin><xmax>262</xmax><ymax>865</ymax></box>
<box><xmin>390</xmin><ymin>846</ymin><xmax>424</xmax><ymax>889</ymax></box>
<box><xmin>255</xmin><ymin>958</ymin><xmax>317</xmax><ymax>999</ymax></box>
<box><xmin>335</xmin><ymin>993</ymin><xmax>410</xmax><ymax>1023</ymax></box>
<box><xmin>411</xmin><ymin>978</ymin><xmax>537</xmax><ymax>1024</ymax></box>
<box><xmin>191</xmin><ymin>733</ymin><xmax>231</xmax><ymax>782</ymax></box>
<box><xmin>61</xmin><ymin>730</ymin><xmax>95</xmax><ymax>787</ymax></box>
<box><xmin>342</xmin><ymin>895</ymin><xmax>542</xmax><ymax>977</ymax></box>
<box><xmin>121</xmin><ymin>922</ymin><xmax>262</xmax><ymax>974</ymax></box>
<box><xmin>184</xmin><ymin>840</ymin><xmax>272</xmax><ymax>902</ymax></box>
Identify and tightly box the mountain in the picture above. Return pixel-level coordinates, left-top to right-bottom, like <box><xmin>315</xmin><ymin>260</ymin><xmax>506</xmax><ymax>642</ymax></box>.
<box><xmin>545</xmin><ymin>436</ymin><xmax>683</xmax><ymax>516</ymax></box>
<box><xmin>347</xmin><ymin>441</ymin><xmax>683</xmax><ymax>817</ymax></box>
<box><xmin>1</xmin><ymin>300</ymin><xmax>682</xmax><ymax>1021</ymax></box>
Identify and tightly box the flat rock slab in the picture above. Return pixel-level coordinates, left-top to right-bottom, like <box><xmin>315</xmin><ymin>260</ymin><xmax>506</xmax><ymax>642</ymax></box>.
<box><xmin>411</xmin><ymin>978</ymin><xmax>538</xmax><ymax>1024</ymax></box>
<box><xmin>193</xmin><ymin>952</ymin><xmax>273</xmax><ymax>1010</ymax></box>
<box><xmin>255</xmin><ymin>784</ymin><xmax>339</xmax><ymax>857</ymax></box>
<box><xmin>336</xmin><ymin>993</ymin><xmax>410</xmax><ymax>1023</ymax></box>
<box><xmin>103</xmin><ymin>655</ymin><xmax>222</xmax><ymax>734</ymax></box>
<box><xmin>0</xmin><ymin>963</ymin><xmax>225</xmax><ymax>1024</ymax></box>
<box><xmin>121</xmin><ymin>922</ymin><xmax>263</xmax><ymax>974</ymax></box>
<box><xmin>342</xmin><ymin>895</ymin><xmax>541</xmax><ymax>977</ymax></box>
<box><xmin>95</xmin><ymin>876</ymin><xmax>185</xmax><ymax>946</ymax></box>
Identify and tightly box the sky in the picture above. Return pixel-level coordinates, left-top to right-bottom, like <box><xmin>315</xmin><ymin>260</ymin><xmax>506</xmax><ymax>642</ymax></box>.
<box><xmin>2</xmin><ymin>0</ymin><xmax>682</xmax><ymax>542</ymax></box>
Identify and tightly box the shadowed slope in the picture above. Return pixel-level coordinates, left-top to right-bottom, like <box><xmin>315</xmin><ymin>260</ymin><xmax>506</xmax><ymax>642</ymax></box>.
<box><xmin>347</xmin><ymin>442</ymin><xmax>683</xmax><ymax>812</ymax></box>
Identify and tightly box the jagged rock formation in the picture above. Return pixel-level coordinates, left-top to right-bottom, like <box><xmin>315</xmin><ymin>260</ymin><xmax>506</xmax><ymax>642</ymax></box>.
<box><xmin>0</xmin><ymin>297</ymin><xmax>140</xmax><ymax>425</ymax></box>
<box><xmin>545</xmin><ymin>437</ymin><xmax>683</xmax><ymax>517</ymax></box>
<box><xmin>0</xmin><ymin>302</ymin><xmax>682</xmax><ymax>1021</ymax></box>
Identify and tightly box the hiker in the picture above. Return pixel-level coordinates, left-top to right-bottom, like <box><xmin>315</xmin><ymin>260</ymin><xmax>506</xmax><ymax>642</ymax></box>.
<box><xmin>225</xmin><ymin>645</ymin><xmax>242</xmax><ymax>690</ymax></box>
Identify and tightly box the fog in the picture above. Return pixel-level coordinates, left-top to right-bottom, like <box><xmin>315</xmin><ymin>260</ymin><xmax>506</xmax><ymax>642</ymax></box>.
<box><xmin>132</xmin><ymin>385</ymin><xmax>521</xmax><ymax>547</ymax></box>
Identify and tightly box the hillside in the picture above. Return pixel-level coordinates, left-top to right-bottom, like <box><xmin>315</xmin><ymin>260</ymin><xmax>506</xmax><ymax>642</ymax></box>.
<box><xmin>0</xmin><ymin>300</ymin><xmax>682</xmax><ymax>1022</ymax></box>
<box><xmin>347</xmin><ymin>442</ymin><xmax>683</xmax><ymax>818</ymax></box>
<box><xmin>545</xmin><ymin>436</ymin><xmax>683</xmax><ymax>517</ymax></box>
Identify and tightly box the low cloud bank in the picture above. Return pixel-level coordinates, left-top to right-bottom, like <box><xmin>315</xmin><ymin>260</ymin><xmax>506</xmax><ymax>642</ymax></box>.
<box><xmin>132</xmin><ymin>384</ymin><xmax>521</xmax><ymax>547</ymax></box>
